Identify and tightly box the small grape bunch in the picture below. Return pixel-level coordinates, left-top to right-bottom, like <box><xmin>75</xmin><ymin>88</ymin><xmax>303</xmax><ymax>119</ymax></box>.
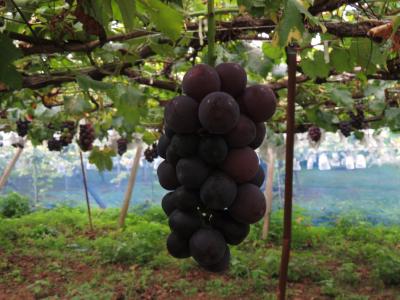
<box><xmin>144</xmin><ymin>143</ymin><xmax>158</xmax><ymax>163</ymax></box>
<box><xmin>117</xmin><ymin>138</ymin><xmax>128</xmax><ymax>156</ymax></box>
<box><xmin>16</xmin><ymin>119</ymin><xmax>30</xmax><ymax>137</ymax></box>
<box><xmin>308</xmin><ymin>126</ymin><xmax>321</xmax><ymax>143</ymax></box>
<box><xmin>338</xmin><ymin>121</ymin><xmax>352</xmax><ymax>137</ymax></box>
<box><xmin>47</xmin><ymin>137</ymin><xmax>63</xmax><ymax>152</ymax></box>
<box><xmin>349</xmin><ymin>105</ymin><xmax>365</xmax><ymax>130</ymax></box>
<box><xmin>78</xmin><ymin>124</ymin><xmax>95</xmax><ymax>152</ymax></box>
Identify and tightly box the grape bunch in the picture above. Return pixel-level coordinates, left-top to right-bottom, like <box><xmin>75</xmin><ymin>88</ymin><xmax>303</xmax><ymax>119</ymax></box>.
<box><xmin>78</xmin><ymin>124</ymin><xmax>95</xmax><ymax>152</ymax></box>
<box><xmin>117</xmin><ymin>138</ymin><xmax>128</xmax><ymax>156</ymax></box>
<box><xmin>308</xmin><ymin>126</ymin><xmax>321</xmax><ymax>142</ymax></box>
<box><xmin>338</xmin><ymin>121</ymin><xmax>352</xmax><ymax>137</ymax></box>
<box><xmin>60</xmin><ymin>121</ymin><xmax>76</xmax><ymax>146</ymax></box>
<box><xmin>144</xmin><ymin>143</ymin><xmax>158</xmax><ymax>162</ymax></box>
<box><xmin>47</xmin><ymin>137</ymin><xmax>63</xmax><ymax>151</ymax></box>
<box><xmin>16</xmin><ymin>119</ymin><xmax>30</xmax><ymax>137</ymax></box>
<box><xmin>349</xmin><ymin>105</ymin><xmax>365</xmax><ymax>130</ymax></box>
<box><xmin>156</xmin><ymin>63</ymin><xmax>276</xmax><ymax>272</ymax></box>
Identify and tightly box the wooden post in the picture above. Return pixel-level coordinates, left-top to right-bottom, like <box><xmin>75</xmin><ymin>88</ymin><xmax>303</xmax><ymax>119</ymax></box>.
<box><xmin>0</xmin><ymin>146</ymin><xmax>24</xmax><ymax>190</ymax></box>
<box><xmin>277</xmin><ymin>44</ymin><xmax>297</xmax><ymax>300</ymax></box>
<box><xmin>261</xmin><ymin>147</ymin><xmax>276</xmax><ymax>240</ymax></box>
<box><xmin>80</xmin><ymin>151</ymin><xmax>93</xmax><ymax>231</ymax></box>
<box><xmin>118</xmin><ymin>144</ymin><xmax>143</xmax><ymax>228</ymax></box>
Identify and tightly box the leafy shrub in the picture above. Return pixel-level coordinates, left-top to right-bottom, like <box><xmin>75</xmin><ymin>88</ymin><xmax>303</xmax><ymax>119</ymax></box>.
<box><xmin>337</xmin><ymin>263</ymin><xmax>361</xmax><ymax>285</ymax></box>
<box><xmin>288</xmin><ymin>254</ymin><xmax>330</xmax><ymax>282</ymax></box>
<box><xmin>0</xmin><ymin>192</ymin><xmax>30</xmax><ymax>218</ymax></box>
<box><xmin>93</xmin><ymin>221</ymin><xmax>168</xmax><ymax>265</ymax></box>
<box><xmin>372</xmin><ymin>253</ymin><xmax>400</xmax><ymax>286</ymax></box>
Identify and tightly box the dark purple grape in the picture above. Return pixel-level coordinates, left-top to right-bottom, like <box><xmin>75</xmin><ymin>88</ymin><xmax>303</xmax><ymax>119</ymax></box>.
<box><xmin>339</xmin><ymin>121</ymin><xmax>352</xmax><ymax>137</ymax></box>
<box><xmin>117</xmin><ymin>138</ymin><xmax>128</xmax><ymax>156</ymax></box>
<box><xmin>16</xmin><ymin>120</ymin><xmax>30</xmax><ymax>137</ymax></box>
<box><xmin>78</xmin><ymin>124</ymin><xmax>95</xmax><ymax>152</ymax></box>
<box><xmin>308</xmin><ymin>126</ymin><xmax>321</xmax><ymax>142</ymax></box>
<box><xmin>48</xmin><ymin>138</ymin><xmax>63</xmax><ymax>151</ymax></box>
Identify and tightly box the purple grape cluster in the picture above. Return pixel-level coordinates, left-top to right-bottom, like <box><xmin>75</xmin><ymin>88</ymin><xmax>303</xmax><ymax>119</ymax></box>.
<box><xmin>144</xmin><ymin>143</ymin><xmax>158</xmax><ymax>162</ymax></box>
<box><xmin>16</xmin><ymin>120</ymin><xmax>30</xmax><ymax>137</ymax></box>
<box><xmin>339</xmin><ymin>121</ymin><xmax>352</xmax><ymax>137</ymax></box>
<box><xmin>349</xmin><ymin>105</ymin><xmax>365</xmax><ymax>130</ymax></box>
<box><xmin>308</xmin><ymin>126</ymin><xmax>321</xmax><ymax>142</ymax></box>
<box><xmin>157</xmin><ymin>63</ymin><xmax>276</xmax><ymax>272</ymax></box>
<box><xmin>117</xmin><ymin>138</ymin><xmax>128</xmax><ymax>156</ymax></box>
<box><xmin>47</xmin><ymin>138</ymin><xmax>63</xmax><ymax>152</ymax></box>
<box><xmin>78</xmin><ymin>124</ymin><xmax>95</xmax><ymax>152</ymax></box>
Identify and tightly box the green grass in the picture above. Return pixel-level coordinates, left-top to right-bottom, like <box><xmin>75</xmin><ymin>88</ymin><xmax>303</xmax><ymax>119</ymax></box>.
<box><xmin>0</xmin><ymin>206</ymin><xmax>399</xmax><ymax>299</ymax></box>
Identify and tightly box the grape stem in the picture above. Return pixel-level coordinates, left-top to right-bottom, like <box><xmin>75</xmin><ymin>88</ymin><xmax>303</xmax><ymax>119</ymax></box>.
<box><xmin>207</xmin><ymin>0</ymin><xmax>216</xmax><ymax>67</ymax></box>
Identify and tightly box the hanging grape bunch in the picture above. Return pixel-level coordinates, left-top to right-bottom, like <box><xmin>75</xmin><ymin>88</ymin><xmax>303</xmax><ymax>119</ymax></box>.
<box><xmin>144</xmin><ymin>143</ymin><xmax>158</xmax><ymax>162</ymax></box>
<box><xmin>78</xmin><ymin>123</ymin><xmax>95</xmax><ymax>152</ymax></box>
<box><xmin>16</xmin><ymin>119</ymin><xmax>30</xmax><ymax>137</ymax></box>
<box><xmin>156</xmin><ymin>63</ymin><xmax>276</xmax><ymax>272</ymax></box>
<box><xmin>47</xmin><ymin>137</ymin><xmax>63</xmax><ymax>151</ymax></box>
<box><xmin>349</xmin><ymin>104</ymin><xmax>365</xmax><ymax>130</ymax></box>
<box><xmin>338</xmin><ymin>121</ymin><xmax>352</xmax><ymax>137</ymax></box>
<box><xmin>308</xmin><ymin>126</ymin><xmax>321</xmax><ymax>143</ymax></box>
<box><xmin>117</xmin><ymin>138</ymin><xmax>128</xmax><ymax>156</ymax></box>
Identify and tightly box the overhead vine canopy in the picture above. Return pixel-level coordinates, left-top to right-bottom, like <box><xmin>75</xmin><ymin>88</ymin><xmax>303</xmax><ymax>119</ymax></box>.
<box><xmin>0</xmin><ymin>0</ymin><xmax>399</xmax><ymax>168</ymax></box>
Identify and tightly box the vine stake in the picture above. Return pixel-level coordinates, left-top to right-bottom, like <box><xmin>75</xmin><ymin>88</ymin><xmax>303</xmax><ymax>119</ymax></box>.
<box><xmin>0</xmin><ymin>146</ymin><xmax>24</xmax><ymax>190</ymax></box>
<box><xmin>261</xmin><ymin>147</ymin><xmax>276</xmax><ymax>239</ymax></box>
<box><xmin>80</xmin><ymin>151</ymin><xmax>93</xmax><ymax>231</ymax></box>
<box><xmin>278</xmin><ymin>44</ymin><xmax>297</xmax><ymax>300</ymax></box>
<box><xmin>118</xmin><ymin>144</ymin><xmax>143</xmax><ymax>228</ymax></box>
<box><xmin>207</xmin><ymin>0</ymin><xmax>216</xmax><ymax>66</ymax></box>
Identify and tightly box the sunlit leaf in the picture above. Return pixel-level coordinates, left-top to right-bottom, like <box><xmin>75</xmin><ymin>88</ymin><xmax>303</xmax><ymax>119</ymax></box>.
<box><xmin>89</xmin><ymin>146</ymin><xmax>116</xmax><ymax>171</ymax></box>
<box><xmin>138</xmin><ymin>0</ymin><xmax>183</xmax><ymax>41</ymax></box>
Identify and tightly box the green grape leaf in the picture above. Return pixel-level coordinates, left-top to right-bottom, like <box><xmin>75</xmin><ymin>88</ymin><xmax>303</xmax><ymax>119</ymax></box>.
<box><xmin>305</xmin><ymin>107</ymin><xmax>337</xmax><ymax>131</ymax></box>
<box><xmin>330</xmin><ymin>88</ymin><xmax>353</xmax><ymax>110</ymax></box>
<box><xmin>274</xmin><ymin>0</ymin><xmax>304</xmax><ymax>47</ymax></box>
<box><xmin>262</xmin><ymin>43</ymin><xmax>285</xmax><ymax>62</ymax></box>
<box><xmin>0</xmin><ymin>34</ymin><xmax>23</xmax><ymax>89</ymax></box>
<box><xmin>142</xmin><ymin>130</ymin><xmax>158</xmax><ymax>145</ymax></box>
<box><xmin>300</xmin><ymin>51</ymin><xmax>330</xmax><ymax>79</ymax></box>
<box><xmin>150</xmin><ymin>42</ymin><xmax>176</xmax><ymax>57</ymax></box>
<box><xmin>385</xmin><ymin>108</ymin><xmax>400</xmax><ymax>131</ymax></box>
<box><xmin>138</xmin><ymin>0</ymin><xmax>183</xmax><ymax>41</ymax></box>
<box><xmin>76</xmin><ymin>75</ymin><xmax>114</xmax><ymax>91</ymax></box>
<box><xmin>89</xmin><ymin>146</ymin><xmax>116</xmax><ymax>171</ymax></box>
<box><xmin>64</xmin><ymin>96</ymin><xmax>93</xmax><ymax>115</ymax></box>
<box><xmin>109</xmin><ymin>86</ymin><xmax>147</xmax><ymax>129</ymax></box>
<box><xmin>83</xmin><ymin>0</ymin><xmax>113</xmax><ymax>28</ymax></box>
<box><xmin>354</xmin><ymin>131</ymin><xmax>365</xmax><ymax>140</ymax></box>
<box><xmin>290</xmin><ymin>0</ymin><xmax>326</xmax><ymax>32</ymax></box>
<box><xmin>330</xmin><ymin>48</ymin><xmax>354</xmax><ymax>73</ymax></box>
<box><xmin>115</xmin><ymin>0</ymin><xmax>136</xmax><ymax>31</ymax></box>
<box><xmin>349</xmin><ymin>38</ymin><xmax>387</xmax><ymax>74</ymax></box>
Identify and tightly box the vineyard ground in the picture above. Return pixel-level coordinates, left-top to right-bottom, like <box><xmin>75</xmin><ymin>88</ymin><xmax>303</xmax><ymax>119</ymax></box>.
<box><xmin>0</xmin><ymin>207</ymin><xmax>399</xmax><ymax>300</ymax></box>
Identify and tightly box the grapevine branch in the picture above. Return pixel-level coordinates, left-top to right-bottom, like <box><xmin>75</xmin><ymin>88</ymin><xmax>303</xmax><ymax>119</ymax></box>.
<box><xmin>8</xmin><ymin>19</ymin><xmax>390</xmax><ymax>56</ymax></box>
<box><xmin>1</xmin><ymin>60</ymin><xmax>398</xmax><ymax>95</ymax></box>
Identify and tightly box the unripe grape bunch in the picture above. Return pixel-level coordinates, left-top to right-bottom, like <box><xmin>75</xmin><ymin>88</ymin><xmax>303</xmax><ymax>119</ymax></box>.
<box><xmin>156</xmin><ymin>63</ymin><xmax>276</xmax><ymax>272</ymax></box>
